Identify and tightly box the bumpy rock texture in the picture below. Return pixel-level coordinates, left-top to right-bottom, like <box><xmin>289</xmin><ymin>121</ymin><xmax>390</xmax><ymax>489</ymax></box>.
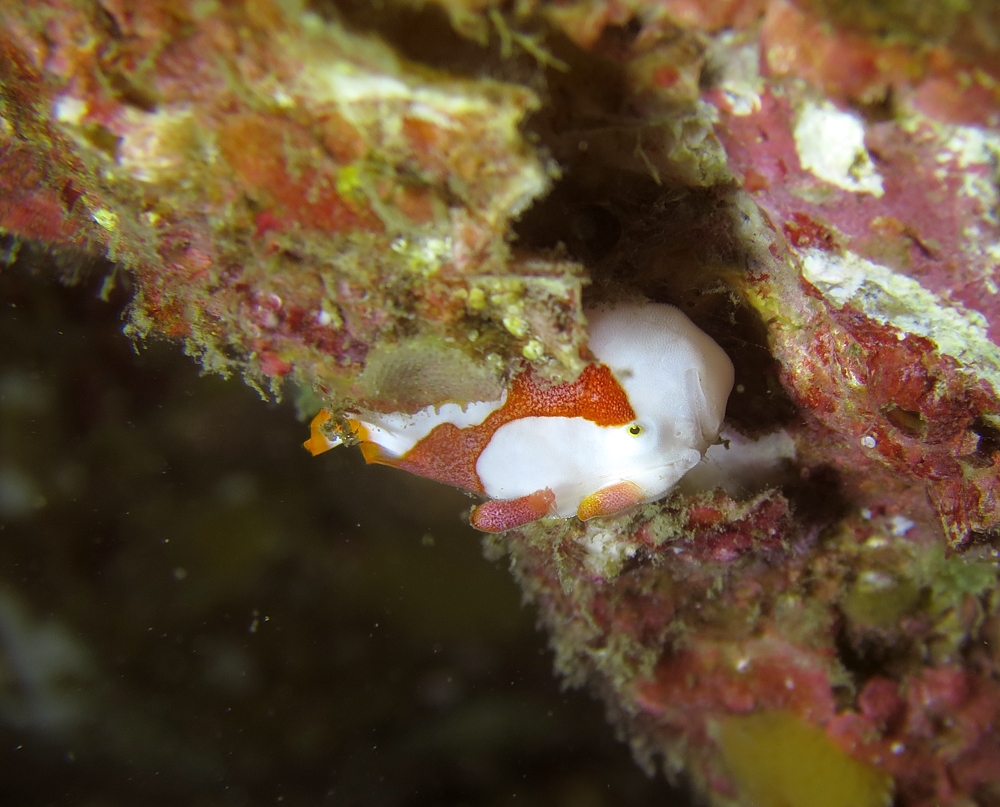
<box><xmin>2</xmin><ymin>1</ymin><xmax>999</xmax><ymax>806</ymax></box>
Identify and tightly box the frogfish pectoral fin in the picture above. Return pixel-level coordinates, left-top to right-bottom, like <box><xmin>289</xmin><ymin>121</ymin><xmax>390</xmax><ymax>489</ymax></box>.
<box><xmin>304</xmin><ymin>410</ymin><xmax>341</xmax><ymax>456</ymax></box>
<box><xmin>577</xmin><ymin>480</ymin><xmax>646</xmax><ymax>521</ymax></box>
<box><xmin>470</xmin><ymin>488</ymin><xmax>557</xmax><ymax>533</ymax></box>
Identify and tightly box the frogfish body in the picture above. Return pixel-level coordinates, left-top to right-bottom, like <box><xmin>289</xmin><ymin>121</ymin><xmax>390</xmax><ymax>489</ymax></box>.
<box><xmin>305</xmin><ymin>302</ymin><xmax>734</xmax><ymax>533</ymax></box>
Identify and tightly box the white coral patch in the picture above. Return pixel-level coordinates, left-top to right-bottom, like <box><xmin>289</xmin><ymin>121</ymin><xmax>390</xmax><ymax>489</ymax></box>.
<box><xmin>801</xmin><ymin>248</ymin><xmax>1000</xmax><ymax>397</ymax></box>
<box><xmin>290</xmin><ymin>32</ymin><xmax>549</xmax><ymax>222</ymax></box>
<box><xmin>939</xmin><ymin>125</ymin><xmax>1000</xmax><ymax>225</ymax></box>
<box><xmin>54</xmin><ymin>96</ymin><xmax>88</xmax><ymax>125</ymax></box>
<box><xmin>679</xmin><ymin>427</ymin><xmax>797</xmax><ymax>497</ymax></box>
<box><xmin>117</xmin><ymin>108</ymin><xmax>207</xmax><ymax>183</ymax></box>
<box><xmin>705</xmin><ymin>32</ymin><xmax>762</xmax><ymax>117</ymax></box>
<box><xmin>939</xmin><ymin>125</ymin><xmax>1000</xmax><ymax>171</ymax></box>
<box><xmin>578</xmin><ymin>528</ymin><xmax>637</xmax><ymax>579</ymax></box>
<box><xmin>889</xmin><ymin>516</ymin><xmax>915</xmax><ymax>536</ymax></box>
<box><xmin>793</xmin><ymin>101</ymin><xmax>884</xmax><ymax>196</ymax></box>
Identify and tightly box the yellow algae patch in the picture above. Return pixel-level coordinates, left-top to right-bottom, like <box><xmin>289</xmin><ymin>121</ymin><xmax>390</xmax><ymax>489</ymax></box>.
<box><xmin>92</xmin><ymin>208</ymin><xmax>119</xmax><ymax>231</ymax></box>
<box><xmin>841</xmin><ymin>570</ymin><xmax>921</xmax><ymax>628</ymax></box>
<box><xmin>717</xmin><ymin>711</ymin><xmax>892</xmax><ymax>807</ymax></box>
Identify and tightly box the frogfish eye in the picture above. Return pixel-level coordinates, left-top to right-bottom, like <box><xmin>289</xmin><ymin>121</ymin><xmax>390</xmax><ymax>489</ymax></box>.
<box><xmin>628</xmin><ymin>424</ymin><xmax>643</xmax><ymax>436</ymax></box>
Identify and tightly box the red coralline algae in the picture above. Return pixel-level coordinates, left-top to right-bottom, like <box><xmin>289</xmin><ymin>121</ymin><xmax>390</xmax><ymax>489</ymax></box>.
<box><xmin>495</xmin><ymin>482</ymin><xmax>998</xmax><ymax>806</ymax></box>
<box><xmin>0</xmin><ymin>0</ymin><xmax>585</xmax><ymax>404</ymax></box>
<box><xmin>762</xmin><ymin>1</ymin><xmax>1000</xmax><ymax>126</ymax></box>
<box><xmin>825</xmin><ymin>668</ymin><xmax>1000</xmax><ymax>805</ymax></box>
<box><xmin>0</xmin><ymin>40</ymin><xmax>124</xmax><ymax>255</ymax></box>
<box><xmin>3</xmin><ymin>1</ymin><xmax>1000</xmax><ymax>806</ymax></box>
<box><xmin>636</xmin><ymin>636</ymin><xmax>839</xmax><ymax>726</ymax></box>
<box><xmin>665</xmin><ymin>0</ymin><xmax>1000</xmax><ymax>549</ymax></box>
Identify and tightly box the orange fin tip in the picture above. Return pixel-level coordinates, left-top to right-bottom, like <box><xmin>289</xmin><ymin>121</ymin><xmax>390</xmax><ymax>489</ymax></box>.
<box><xmin>577</xmin><ymin>480</ymin><xmax>645</xmax><ymax>521</ymax></box>
<box><xmin>304</xmin><ymin>410</ymin><xmax>338</xmax><ymax>456</ymax></box>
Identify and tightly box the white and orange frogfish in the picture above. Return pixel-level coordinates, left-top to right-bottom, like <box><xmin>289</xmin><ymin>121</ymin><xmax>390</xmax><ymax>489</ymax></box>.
<box><xmin>305</xmin><ymin>302</ymin><xmax>734</xmax><ymax>533</ymax></box>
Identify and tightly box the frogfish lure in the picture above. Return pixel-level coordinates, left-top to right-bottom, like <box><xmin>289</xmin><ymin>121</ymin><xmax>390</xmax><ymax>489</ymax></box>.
<box><xmin>304</xmin><ymin>302</ymin><xmax>735</xmax><ymax>533</ymax></box>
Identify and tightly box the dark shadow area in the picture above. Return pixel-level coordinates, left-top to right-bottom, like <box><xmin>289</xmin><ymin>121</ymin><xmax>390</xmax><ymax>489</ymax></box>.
<box><xmin>781</xmin><ymin>463</ymin><xmax>850</xmax><ymax>534</ymax></box>
<box><xmin>0</xmin><ymin>248</ymin><xmax>687</xmax><ymax>805</ymax></box>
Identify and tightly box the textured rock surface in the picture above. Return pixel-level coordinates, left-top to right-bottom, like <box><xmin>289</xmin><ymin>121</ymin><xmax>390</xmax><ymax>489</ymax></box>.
<box><xmin>0</xmin><ymin>0</ymin><xmax>586</xmax><ymax>407</ymax></box>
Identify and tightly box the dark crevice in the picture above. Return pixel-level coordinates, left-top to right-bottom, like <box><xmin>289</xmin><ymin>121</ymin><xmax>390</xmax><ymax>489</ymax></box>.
<box><xmin>883</xmin><ymin>403</ymin><xmax>926</xmax><ymax>439</ymax></box>
<box><xmin>969</xmin><ymin>416</ymin><xmax>1000</xmax><ymax>463</ymax></box>
<box><xmin>834</xmin><ymin>619</ymin><xmax>913</xmax><ymax>683</ymax></box>
<box><xmin>0</xmin><ymin>233</ymin><xmax>116</xmax><ymax>289</ymax></box>
<box><xmin>783</xmin><ymin>463</ymin><xmax>850</xmax><ymax>532</ymax></box>
<box><xmin>315</xmin><ymin>0</ymin><xmax>548</xmax><ymax>85</ymax></box>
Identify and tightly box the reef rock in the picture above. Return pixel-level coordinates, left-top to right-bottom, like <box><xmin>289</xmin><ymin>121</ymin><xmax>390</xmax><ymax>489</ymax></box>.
<box><xmin>2</xmin><ymin>1</ymin><xmax>999</xmax><ymax>805</ymax></box>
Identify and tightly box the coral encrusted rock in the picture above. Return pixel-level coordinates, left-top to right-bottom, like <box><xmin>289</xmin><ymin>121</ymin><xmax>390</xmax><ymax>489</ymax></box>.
<box><xmin>2</xmin><ymin>1</ymin><xmax>999</xmax><ymax>806</ymax></box>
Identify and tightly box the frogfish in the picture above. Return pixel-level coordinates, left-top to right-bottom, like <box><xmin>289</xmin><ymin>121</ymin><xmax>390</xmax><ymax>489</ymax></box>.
<box><xmin>305</xmin><ymin>302</ymin><xmax>734</xmax><ymax>532</ymax></box>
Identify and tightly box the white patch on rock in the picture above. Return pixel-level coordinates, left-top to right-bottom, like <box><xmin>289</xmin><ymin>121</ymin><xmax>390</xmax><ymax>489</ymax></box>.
<box><xmin>53</xmin><ymin>96</ymin><xmax>88</xmax><ymax>125</ymax></box>
<box><xmin>679</xmin><ymin>427</ymin><xmax>797</xmax><ymax>498</ymax></box>
<box><xmin>117</xmin><ymin>108</ymin><xmax>206</xmax><ymax>183</ymax></box>
<box><xmin>889</xmin><ymin>515</ymin><xmax>915</xmax><ymax>536</ymax></box>
<box><xmin>939</xmin><ymin>126</ymin><xmax>1000</xmax><ymax>228</ymax></box>
<box><xmin>801</xmin><ymin>248</ymin><xmax>1000</xmax><ymax>396</ymax></box>
<box><xmin>306</xmin><ymin>61</ymin><xmax>550</xmax><ymax>219</ymax></box>
<box><xmin>579</xmin><ymin>528</ymin><xmax>637</xmax><ymax>579</ymax></box>
<box><xmin>704</xmin><ymin>33</ymin><xmax>762</xmax><ymax>117</ymax></box>
<box><xmin>985</xmin><ymin>242</ymin><xmax>1000</xmax><ymax>294</ymax></box>
<box><xmin>939</xmin><ymin>125</ymin><xmax>1000</xmax><ymax>170</ymax></box>
<box><xmin>390</xmin><ymin>236</ymin><xmax>453</xmax><ymax>276</ymax></box>
<box><xmin>793</xmin><ymin>101</ymin><xmax>884</xmax><ymax>196</ymax></box>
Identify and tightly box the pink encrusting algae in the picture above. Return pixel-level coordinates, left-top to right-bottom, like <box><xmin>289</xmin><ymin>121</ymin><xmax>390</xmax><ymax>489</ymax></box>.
<box><xmin>1</xmin><ymin>0</ymin><xmax>1000</xmax><ymax>805</ymax></box>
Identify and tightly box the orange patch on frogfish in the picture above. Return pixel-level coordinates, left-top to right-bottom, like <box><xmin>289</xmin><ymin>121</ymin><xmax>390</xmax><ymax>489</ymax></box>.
<box><xmin>361</xmin><ymin>364</ymin><xmax>636</xmax><ymax>492</ymax></box>
<box><xmin>508</xmin><ymin>363</ymin><xmax>636</xmax><ymax>426</ymax></box>
<box><xmin>470</xmin><ymin>488</ymin><xmax>557</xmax><ymax>533</ymax></box>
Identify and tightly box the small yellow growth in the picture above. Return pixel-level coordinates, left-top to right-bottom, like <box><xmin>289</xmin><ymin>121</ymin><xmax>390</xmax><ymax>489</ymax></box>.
<box><xmin>467</xmin><ymin>287</ymin><xmax>487</xmax><ymax>311</ymax></box>
<box><xmin>502</xmin><ymin>314</ymin><xmax>529</xmax><ymax>338</ymax></box>
<box><xmin>389</xmin><ymin>236</ymin><xmax>451</xmax><ymax>276</ymax></box>
<box><xmin>92</xmin><ymin>208</ymin><xmax>119</xmax><ymax>231</ymax></box>
<box><xmin>335</xmin><ymin>163</ymin><xmax>364</xmax><ymax>197</ymax></box>
<box><xmin>841</xmin><ymin>571</ymin><xmax>920</xmax><ymax>628</ymax></box>
<box><xmin>521</xmin><ymin>339</ymin><xmax>544</xmax><ymax>360</ymax></box>
<box><xmin>717</xmin><ymin>711</ymin><xmax>892</xmax><ymax>807</ymax></box>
